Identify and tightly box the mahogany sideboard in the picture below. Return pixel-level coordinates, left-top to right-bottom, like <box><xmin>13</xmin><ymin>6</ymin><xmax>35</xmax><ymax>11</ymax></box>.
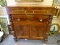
<box><xmin>6</xmin><ymin>7</ymin><xmax>57</xmax><ymax>42</ymax></box>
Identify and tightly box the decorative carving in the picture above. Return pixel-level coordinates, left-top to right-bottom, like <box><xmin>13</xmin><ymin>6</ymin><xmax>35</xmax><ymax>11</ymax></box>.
<box><xmin>34</xmin><ymin>26</ymin><xmax>40</xmax><ymax>37</ymax></box>
<box><xmin>17</xmin><ymin>25</ymin><xmax>24</xmax><ymax>36</ymax></box>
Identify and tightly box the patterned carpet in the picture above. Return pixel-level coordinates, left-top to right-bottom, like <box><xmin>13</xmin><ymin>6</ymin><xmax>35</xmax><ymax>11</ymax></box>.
<box><xmin>0</xmin><ymin>34</ymin><xmax>60</xmax><ymax>45</ymax></box>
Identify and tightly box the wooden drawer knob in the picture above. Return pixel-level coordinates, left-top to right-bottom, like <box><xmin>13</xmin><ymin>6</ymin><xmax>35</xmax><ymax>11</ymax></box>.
<box><xmin>40</xmin><ymin>19</ymin><xmax>43</xmax><ymax>22</ymax></box>
<box><xmin>17</xmin><ymin>18</ymin><xmax>20</xmax><ymax>21</ymax></box>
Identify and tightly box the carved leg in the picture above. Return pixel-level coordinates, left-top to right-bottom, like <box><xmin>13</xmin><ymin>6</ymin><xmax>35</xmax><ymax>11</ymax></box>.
<box><xmin>44</xmin><ymin>39</ymin><xmax>48</xmax><ymax>43</ymax></box>
<box><xmin>14</xmin><ymin>37</ymin><xmax>18</xmax><ymax>42</ymax></box>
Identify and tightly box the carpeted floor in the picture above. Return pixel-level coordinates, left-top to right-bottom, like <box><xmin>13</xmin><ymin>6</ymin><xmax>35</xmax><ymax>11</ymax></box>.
<box><xmin>0</xmin><ymin>34</ymin><xmax>60</xmax><ymax>45</ymax></box>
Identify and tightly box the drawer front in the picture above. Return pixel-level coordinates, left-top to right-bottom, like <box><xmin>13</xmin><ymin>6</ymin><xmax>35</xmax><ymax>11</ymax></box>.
<box><xmin>6</xmin><ymin>7</ymin><xmax>25</xmax><ymax>14</ymax></box>
<box><xmin>11</xmin><ymin>15</ymin><xmax>49</xmax><ymax>23</ymax></box>
<box><xmin>34</xmin><ymin>15</ymin><xmax>49</xmax><ymax>22</ymax></box>
<box><xmin>11</xmin><ymin>15</ymin><xmax>34</xmax><ymax>21</ymax></box>
<box><xmin>6</xmin><ymin>7</ymin><xmax>56</xmax><ymax>15</ymax></box>
<box><xmin>11</xmin><ymin>15</ymin><xmax>27</xmax><ymax>21</ymax></box>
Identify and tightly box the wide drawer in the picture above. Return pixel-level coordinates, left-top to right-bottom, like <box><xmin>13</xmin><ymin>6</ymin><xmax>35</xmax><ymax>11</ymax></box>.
<box><xmin>6</xmin><ymin>7</ymin><xmax>56</xmax><ymax>15</ymax></box>
<box><xmin>11</xmin><ymin>15</ymin><xmax>49</xmax><ymax>23</ymax></box>
<box><xmin>11</xmin><ymin>15</ymin><xmax>34</xmax><ymax>21</ymax></box>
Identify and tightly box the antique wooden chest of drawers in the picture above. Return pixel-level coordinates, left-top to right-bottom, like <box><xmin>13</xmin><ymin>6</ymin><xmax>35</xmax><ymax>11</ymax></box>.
<box><xmin>6</xmin><ymin>7</ymin><xmax>57</xmax><ymax>42</ymax></box>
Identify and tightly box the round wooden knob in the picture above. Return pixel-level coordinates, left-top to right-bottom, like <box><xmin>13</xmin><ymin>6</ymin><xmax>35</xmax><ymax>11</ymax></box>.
<box><xmin>40</xmin><ymin>19</ymin><xmax>43</xmax><ymax>22</ymax></box>
<box><xmin>17</xmin><ymin>18</ymin><xmax>20</xmax><ymax>21</ymax></box>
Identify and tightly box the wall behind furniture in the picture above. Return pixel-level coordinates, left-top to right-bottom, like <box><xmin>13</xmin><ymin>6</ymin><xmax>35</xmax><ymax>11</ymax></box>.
<box><xmin>0</xmin><ymin>7</ymin><xmax>9</xmax><ymax>34</ymax></box>
<box><xmin>6</xmin><ymin>0</ymin><xmax>53</xmax><ymax>6</ymax></box>
<box><xmin>0</xmin><ymin>7</ymin><xmax>9</xmax><ymax>24</ymax></box>
<box><xmin>52</xmin><ymin>15</ymin><xmax>60</xmax><ymax>33</ymax></box>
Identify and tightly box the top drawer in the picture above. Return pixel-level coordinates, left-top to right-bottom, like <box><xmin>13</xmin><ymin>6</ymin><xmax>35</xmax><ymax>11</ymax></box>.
<box><xmin>6</xmin><ymin>7</ymin><xmax>57</xmax><ymax>15</ymax></box>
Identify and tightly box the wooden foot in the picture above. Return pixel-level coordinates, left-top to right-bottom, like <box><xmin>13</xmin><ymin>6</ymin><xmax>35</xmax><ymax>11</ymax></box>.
<box><xmin>14</xmin><ymin>37</ymin><xmax>18</xmax><ymax>42</ymax></box>
<box><xmin>44</xmin><ymin>39</ymin><xmax>48</xmax><ymax>43</ymax></box>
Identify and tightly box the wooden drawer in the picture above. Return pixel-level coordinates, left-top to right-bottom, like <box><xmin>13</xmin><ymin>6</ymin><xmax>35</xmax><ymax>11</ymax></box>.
<box><xmin>33</xmin><ymin>15</ymin><xmax>49</xmax><ymax>22</ymax></box>
<box><xmin>11</xmin><ymin>15</ymin><xmax>27</xmax><ymax>21</ymax></box>
<box><xmin>11</xmin><ymin>15</ymin><xmax>34</xmax><ymax>21</ymax></box>
<box><xmin>6</xmin><ymin>7</ymin><xmax>56</xmax><ymax>15</ymax></box>
<box><xmin>7</xmin><ymin>10</ymin><xmax>25</xmax><ymax>14</ymax></box>
<box><xmin>11</xmin><ymin>15</ymin><xmax>49</xmax><ymax>23</ymax></box>
<box><xmin>6</xmin><ymin>7</ymin><xmax>32</xmax><ymax>14</ymax></box>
